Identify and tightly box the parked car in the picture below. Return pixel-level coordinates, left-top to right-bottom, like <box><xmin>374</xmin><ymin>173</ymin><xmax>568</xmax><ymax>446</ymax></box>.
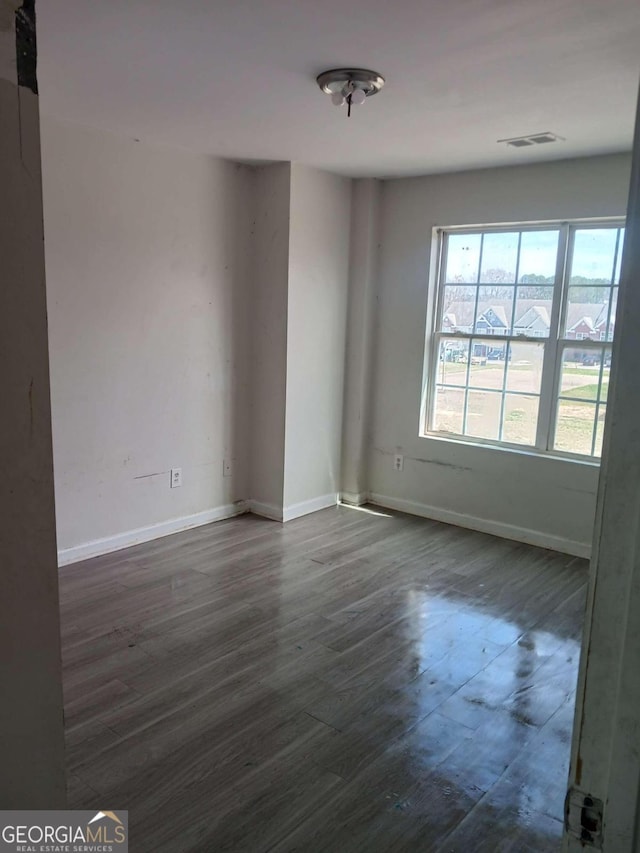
<box><xmin>487</xmin><ymin>348</ymin><xmax>512</xmax><ymax>361</ymax></box>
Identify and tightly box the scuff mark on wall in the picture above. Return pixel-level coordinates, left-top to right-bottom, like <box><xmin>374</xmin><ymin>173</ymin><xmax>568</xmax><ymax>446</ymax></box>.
<box><xmin>15</xmin><ymin>0</ymin><xmax>36</xmax><ymax>93</ymax></box>
<box><xmin>372</xmin><ymin>446</ymin><xmax>472</xmax><ymax>472</ymax></box>
<box><xmin>412</xmin><ymin>457</ymin><xmax>472</xmax><ymax>472</ymax></box>
<box><xmin>373</xmin><ymin>446</ymin><xmax>394</xmax><ymax>456</ymax></box>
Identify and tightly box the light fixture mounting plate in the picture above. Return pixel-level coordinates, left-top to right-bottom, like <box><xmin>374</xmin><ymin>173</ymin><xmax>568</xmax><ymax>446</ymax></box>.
<box><xmin>316</xmin><ymin>68</ymin><xmax>385</xmax><ymax>98</ymax></box>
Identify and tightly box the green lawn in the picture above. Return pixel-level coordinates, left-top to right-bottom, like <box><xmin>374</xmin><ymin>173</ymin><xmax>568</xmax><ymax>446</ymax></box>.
<box><xmin>436</xmin><ymin>357</ymin><xmax>608</xmax><ymax>454</ymax></box>
<box><xmin>563</xmin><ymin>366</ymin><xmax>604</xmax><ymax>377</ymax></box>
<box><xmin>555</xmin><ymin>413</ymin><xmax>595</xmax><ymax>455</ymax></box>
<box><xmin>563</xmin><ymin>383</ymin><xmax>608</xmax><ymax>402</ymax></box>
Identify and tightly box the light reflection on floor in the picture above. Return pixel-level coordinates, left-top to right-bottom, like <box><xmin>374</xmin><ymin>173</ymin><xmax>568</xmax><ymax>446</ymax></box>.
<box><xmin>60</xmin><ymin>505</ymin><xmax>586</xmax><ymax>852</ymax></box>
<box><xmin>400</xmin><ymin>587</ymin><xmax>581</xmax><ymax>848</ymax></box>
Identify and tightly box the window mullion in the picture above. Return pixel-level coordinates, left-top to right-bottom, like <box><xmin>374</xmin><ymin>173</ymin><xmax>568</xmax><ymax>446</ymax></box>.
<box><xmin>461</xmin><ymin>342</ymin><xmax>472</xmax><ymax>434</ymax></box>
<box><xmin>472</xmin><ymin>234</ymin><xmax>484</xmax><ymax>333</ymax></box>
<box><xmin>535</xmin><ymin>223</ymin><xmax>570</xmax><ymax>450</ymax></box>
<box><xmin>462</xmin><ymin>234</ymin><xmax>484</xmax><ymax>434</ymax></box>
<box><xmin>603</xmin><ymin>228</ymin><xmax>621</xmax><ymax>344</ymax></box>
<box><xmin>591</xmin><ymin>349</ymin><xmax>607</xmax><ymax>456</ymax></box>
<box><xmin>426</xmin><ymin>232</ymin><xmax>449</xmax><ymax>432</ymax></box>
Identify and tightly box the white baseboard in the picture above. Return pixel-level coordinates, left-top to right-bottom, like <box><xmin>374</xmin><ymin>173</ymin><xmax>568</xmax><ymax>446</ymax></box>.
<box><xmin>369</xmin><ymin>493</ymin><xmax>591</xmax><ymax>559</ymax></box>
<box><xmin>282</xmin><ymin>493</ymin><xmax>338</xmax><ymax>523</ymax></box>
<box><xmin>249</xmin><ymin>494</ymin><xmax>339</xmax><ymax>523</ymax></box>
<box><xmin>57</xmin><ymin>502</ymin><xmax>248</xmax><ymax>566</ymax></box>
<box><xmin>248</xmin><ymin>500</ymin><xmax>284</xmax><ymax>522</ymax></box>
<box><xmin>59</xmin><ymin>494</ymin><xmax>341</xmax><ymax>562</ymax></box>
<box><xmin>340</xmin><ymin>491</ymin><xmax>370</xmax><ymax>506</ymax></box>
<box><xmin>59</xmin><ymin>491</ymin><xmax>582</xmax><ymax>567</ymax></box>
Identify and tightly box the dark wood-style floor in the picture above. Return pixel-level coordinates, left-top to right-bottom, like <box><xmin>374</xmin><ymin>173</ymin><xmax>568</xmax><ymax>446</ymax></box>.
<box><xmin>60</xmin><ymin>505</ymin><xmax>588</xmax><ymax>852</ymax></box>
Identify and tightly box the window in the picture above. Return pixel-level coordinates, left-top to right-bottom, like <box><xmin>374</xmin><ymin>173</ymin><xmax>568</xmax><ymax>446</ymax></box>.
<box><xmin>425</xmin><ymin>221</ymin><xmax>625</xmax><ymax>458</ymax></box>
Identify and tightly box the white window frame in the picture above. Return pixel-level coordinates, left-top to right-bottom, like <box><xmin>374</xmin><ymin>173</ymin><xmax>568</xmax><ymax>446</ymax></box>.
<box><xmin>422</xmin><ymin>218</ymin><xmax>625</xmax><ymax>461</ymax></box>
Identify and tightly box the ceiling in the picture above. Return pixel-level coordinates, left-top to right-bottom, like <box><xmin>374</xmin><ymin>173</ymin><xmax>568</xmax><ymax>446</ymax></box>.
<box><xmin>37</xmin><ymin>0</ymin><xmax>640</xmax><ymax>178</ymax></box>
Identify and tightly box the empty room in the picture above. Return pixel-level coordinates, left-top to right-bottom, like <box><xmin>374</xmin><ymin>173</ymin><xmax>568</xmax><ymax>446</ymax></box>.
<box><xmin>3</xmin><ymin>1</ymin><xmax>640</xmax><ymax>851</ymax></box>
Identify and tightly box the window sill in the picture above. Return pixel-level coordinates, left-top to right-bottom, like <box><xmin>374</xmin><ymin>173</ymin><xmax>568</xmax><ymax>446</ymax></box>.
<box><xmin>419</xmin><ymin>431</ymin><xmax>601</xmax><ymax>468</ymax></box>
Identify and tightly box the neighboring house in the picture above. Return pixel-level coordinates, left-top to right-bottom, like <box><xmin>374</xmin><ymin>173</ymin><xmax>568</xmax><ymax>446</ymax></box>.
<box><xmin>565</xmin><ymin>304</ymin><xmax>612</xmax><ymax>341</ymax></box>
<box><xmin>442</xmin><ymin>302</ymin><xmax>475</xmax><ymax>333</ymax></box>
<box><xmin>594</xmin><ymin>304</ymin><xmax>614</xmax><ymax>341</ymax></box>
<box><xmin>442</xmin><ymin>312</ymin><xmax>458</xmax><ymax>333</ymax></box>
<box><xmin>442</xmin><ymin>298</ymin><xmax>613</xmax><ymax>342</ymax></box>
<box><xmin>513</xmin><ymin>305</ymin><xmax>550</xmax><ymax>337</ymax></box>
<box><xmin>475</xmin><ymin>305</ymin><xmax>510</xmax><ymax>335</ymax></box>
<box><xmin>566</xmin><ymin>316</ymin><xmax>596</xmax><ymax>340</ymax></box>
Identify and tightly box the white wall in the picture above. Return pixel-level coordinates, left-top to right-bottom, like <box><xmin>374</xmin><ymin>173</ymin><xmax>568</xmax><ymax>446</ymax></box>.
<box><xmin>284</xmin><ymin>165</ymin><xmax>351</xmax><ymax>513</ymax></box>
<box><xmin>248</xmin><ymin>163</ymin><xmax>291</xmax><ymax>517</ymax></box>
<box><xmin>42</xmin><ymin>117</ymin><xmax>629</xmax><ymax>561</ymax></box>
<box><xmin>0</xmin><ymin>23</ymin><xmax>65</xmax><ymax>806</ymax></box>
<box><xmin>341</xmin><ymin>179</ymin><xmax>381</xmax><ymax>504</ymax></box>
<box><xmin>43</xmin><ymin>134</ymin><xmax>351</xmax><ymax>549</ymax></box>
<box><xmin>366</xmin><ymin>154</ymin><xmax>632</xmax><ymax>555</ymax></box>
<box><xmin>42</xmin><ymin>118</ymin><xmax>253</xmax><ymax>557</ymax></box>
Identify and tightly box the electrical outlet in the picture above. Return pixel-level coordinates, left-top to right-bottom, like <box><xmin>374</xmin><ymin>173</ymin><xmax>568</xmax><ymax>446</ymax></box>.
<box><xmin>223</xmin><ymin>459</ymin><xmax>232</xmax><ymax>478</ymax></box>
<box><xmin>170</xmin><ymin>467</ymin><xmax>182</xmax><ymax>488</ymax></box>
<box><xmin>393</xmin><ymin>454</ymin><xmax>404</xmax><ymax>472</ymax></box>
<box><xmin>565</xmin><ymin>788</ymin><xmax>603</xmax><ymax>848</ymax></box>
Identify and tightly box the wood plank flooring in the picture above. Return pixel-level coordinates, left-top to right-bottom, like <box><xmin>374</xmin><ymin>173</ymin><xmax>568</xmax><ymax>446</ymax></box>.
<box><xmin>59</xmin><ymin>505</ymin><xmax>588</xmax><ymax>852</ymax></box>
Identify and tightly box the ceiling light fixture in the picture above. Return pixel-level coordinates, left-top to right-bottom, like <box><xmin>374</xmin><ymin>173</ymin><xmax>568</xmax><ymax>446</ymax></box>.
<box><xmin>316</xmin><ymin>68</ymin><xmax>385</xmax><ymax>118</ymax></box>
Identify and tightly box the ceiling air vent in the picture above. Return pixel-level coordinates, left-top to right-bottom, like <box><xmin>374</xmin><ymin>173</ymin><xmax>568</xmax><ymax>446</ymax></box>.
<box><xmin>529</xmin><ymin>133</ymin><xmax>558</xmax><ymax>144</ymax></box>
<box><xmin>499</xmin><ymin>132</ymin><xmax>564</xmax><ymax>148</ymax></box>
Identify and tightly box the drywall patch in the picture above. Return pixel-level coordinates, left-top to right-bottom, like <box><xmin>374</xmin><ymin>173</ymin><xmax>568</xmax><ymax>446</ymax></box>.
<box><xmin>15</xmin><ymin>0</ymin><xmax>36</xmax><ymax>93</ymax></box>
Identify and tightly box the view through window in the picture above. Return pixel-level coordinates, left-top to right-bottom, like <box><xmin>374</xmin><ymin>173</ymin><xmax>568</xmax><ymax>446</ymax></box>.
<box><xmin>426</xmin><ymin>222</ymin><xmax>625</xmax><ymax>458</ymax></box>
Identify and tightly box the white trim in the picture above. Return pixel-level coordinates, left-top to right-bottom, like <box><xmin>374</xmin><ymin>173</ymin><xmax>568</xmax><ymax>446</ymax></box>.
<box><xmin>282</xmin><ymin>493</ymin><xmax>339</xmax><ymax>523</ymax></box>
<box><xmin>57</xmin><ymin>502</ymin><xmax>248</xmax><ymax>566</ymax></box>
<box><xmin>340</xmin><ymin>491</ymin><xmax>370</xmax><ymax>506</ymax></box>
<box><xmin>249</xmin><ymin>494</ymin><xmax>339</xmax><ymax>523</ymax></box>
<box><xmin>426</xmin><ymin>218</ymin><xmax>624</xmax><ymax>459</ymax></box>
<box><xmin>369</xmin><ymin>492</ymin><xmax>590</xmax><ymax>558</ymax></box>
<box><xmin>248</xmin><ymin>500</ymin><xmax>284</xmax><ymax>522</ymax></box>
<box><xmin>420</xmin><ymin>430</ymin><xmax>600</xmax><ymax>467</ymax></box>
